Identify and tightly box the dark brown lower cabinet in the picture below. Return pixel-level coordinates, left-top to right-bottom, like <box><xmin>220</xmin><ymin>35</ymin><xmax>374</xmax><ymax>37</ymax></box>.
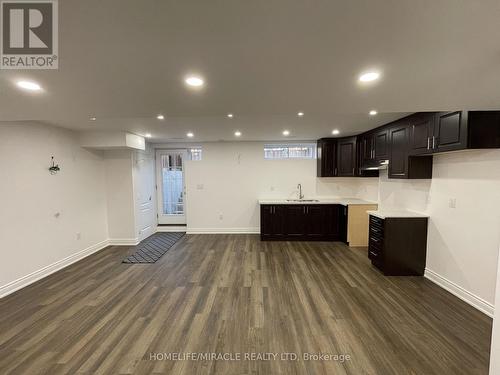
<box><xmin>368</xmin><ymin>215</ymin><xmax>428</xmax><ymax>276</ymax></box>
<box><xmin>260</xmin><ymin>204</ymin><xmax>346</xmax><ymax>241</ymax></box>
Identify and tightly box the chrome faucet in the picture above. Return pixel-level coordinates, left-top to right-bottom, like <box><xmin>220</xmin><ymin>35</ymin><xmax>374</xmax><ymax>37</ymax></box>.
<box><xmin>297</xmin><ymin>184</ymin><xmax>304</xmax><ymax>200</ymax></box>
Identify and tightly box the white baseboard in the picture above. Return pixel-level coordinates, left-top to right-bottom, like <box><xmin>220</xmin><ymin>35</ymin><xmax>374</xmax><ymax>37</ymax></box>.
<box><xmin>0</xmin><ymin>239</ymin><xmax>110</xmax><ymax>299</ymax></box>
<box><xmin>424</xmin><ymin>268</ymin><xmax>494</xmax><ymax>317</ymax></box>
<box><xmin>108</xmin><ymin>238</ymin><xmax>140</xmax><ymax>246</ymax></box>
<box><xmin>186</xmin><ymin>227</ymin><xmax>260</xmax><ymax>234</ymax></box>
<box><xmin>156</xmin><ymin>226</ymin><xmax>187</xmax><ymax>233</ymax></box>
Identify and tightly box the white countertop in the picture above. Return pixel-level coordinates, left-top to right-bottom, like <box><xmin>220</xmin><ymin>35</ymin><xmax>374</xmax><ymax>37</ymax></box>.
<box><xmin>258</xmin><ymin>198</ymin><xmax>377</xmax><ymax>206</ymax></box>
<box><xmin>367</xmin><ymin>210</ymin><xmax>429</xmax><ymax>219</ymax></box>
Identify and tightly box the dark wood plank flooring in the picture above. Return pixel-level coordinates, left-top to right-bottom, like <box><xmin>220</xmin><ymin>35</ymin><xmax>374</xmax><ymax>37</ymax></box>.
<box><xmin>0</xmin><ymin>235</ymin><xmax>492</xmax><ymax>374</ymax></box>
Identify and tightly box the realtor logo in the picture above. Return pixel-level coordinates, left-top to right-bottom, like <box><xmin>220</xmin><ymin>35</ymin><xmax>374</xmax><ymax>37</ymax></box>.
<box><xmin>1</xmin><ymin>0</ymin><xmax>58</xmax><ymax>69</ymax></box>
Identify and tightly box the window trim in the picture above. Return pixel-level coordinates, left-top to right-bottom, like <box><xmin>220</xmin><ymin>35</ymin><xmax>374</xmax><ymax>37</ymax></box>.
<box><xmin>263</xmin><ymin>142</ymin><xmax>317</xmax><ymax>160</ymax></box>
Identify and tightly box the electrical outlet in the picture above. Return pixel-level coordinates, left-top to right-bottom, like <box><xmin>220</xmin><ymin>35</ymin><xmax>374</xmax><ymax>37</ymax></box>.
<box><xmin>449</xmin><ymin>198</ymin><xmax>457</xmax><ymax>208</ymax></box>
<box><xmin>76</xmin><ymin>232</ymin><xmax>81</xmax><ymax>240</ymax></box>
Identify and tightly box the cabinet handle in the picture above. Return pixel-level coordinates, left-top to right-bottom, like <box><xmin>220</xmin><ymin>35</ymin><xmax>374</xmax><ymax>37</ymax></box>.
<box><xmin>432</xmin><ymin>136</ymin><xmax>436</xmax><ymax>149</ymax></box>
<box><xmin>427</xmin><ymin>137</ymin><xmax>430</xmax><ymax>150</ymax></box>
<box><xmin>334</xmin><ymin>168</ymin><xmax>337</xmax><ymax>176</ymax></box>
<box><xmin>352</xmin><ymin>168</ymin><xmax>355</xmax><ymax>175</ymax></box>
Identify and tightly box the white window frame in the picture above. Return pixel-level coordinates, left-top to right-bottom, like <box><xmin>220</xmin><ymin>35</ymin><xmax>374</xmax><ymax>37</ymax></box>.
<box><xmin>188</xmin><ymin>147</ymin><xmax>202</xmax><ymax>161</ymax></box>
<box><xmin>264</xmin><ymin>143</ymin><xmax>317</xmax><ymax>160</ymax></box>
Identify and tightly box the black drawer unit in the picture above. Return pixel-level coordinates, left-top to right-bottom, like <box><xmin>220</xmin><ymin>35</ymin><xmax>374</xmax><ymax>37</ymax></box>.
<box><xmin>368</xmin><ymin>214</ymin><xmax>428</xmax><ymax>276</ymax></box>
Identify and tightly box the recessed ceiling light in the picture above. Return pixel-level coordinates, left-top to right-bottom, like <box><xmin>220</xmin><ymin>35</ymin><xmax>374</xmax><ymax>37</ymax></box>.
<box><xmin>332</xmin><ymin>129</ymin><xmax>340</xmax><ymax>135</ymax></box>
<box><xmin>359</xmin><ymin>71</ymin><xmax>381</xmax><ymax>83</ymax></box>
<box><xmin>185</xmin><ymin>76</ymin><xmax>204</xmax><ymax>87</ymax></box>
<box><xmin>297</xmin><ymin>112</ymin><xmax>304</xmax><ymax>117</ymax></box>
<box><xmin>90</xmin><ymin>117</ymin><xmax>97</xmax><ymax>121</ymax></box>
<box><xmin>234</xmin><ymin>131</ymin><xmax>242</xmax><ymax>137</ymax></box>
<box><xmin>187</xmin><ymin>132</ymin><xmax>194</xmax><ymax>138</ymax></box>
<box><xmin>157</xmin><ymin>114</ymin><xmax>164</xmax><ymax>120</ymax></box>
<box><xmin>145</xmin><ymin>133</ymin><xmax>152</xmax><ymax>138</ymax></box>
<box><xmin>227</xmin><ymin>113</ymin><xmax>233</xmax><ymax>118</ymax></box>
<box><xmin>16</xmin><ymin>80</ymin><xmax>42</xmax><ymax>91</ymax></box>
<box><xmin>283</xmin><ymin>130</ymin><xmax>290</xmax><ymax>136</ymax></box>
<box><xmin>369</xmin><ymin>110</ymin><xmax>378</xmax><ymax>116</ymax></box>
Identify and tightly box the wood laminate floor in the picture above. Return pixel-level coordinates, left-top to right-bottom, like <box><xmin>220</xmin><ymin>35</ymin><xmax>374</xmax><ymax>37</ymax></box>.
<box><xmin>0</xmin><ymin>235</ymin><xmax>492</xmax><ymax>374</ymax></box>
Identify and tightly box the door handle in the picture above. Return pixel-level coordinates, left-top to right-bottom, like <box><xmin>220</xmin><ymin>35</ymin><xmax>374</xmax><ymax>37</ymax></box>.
<box><xmin>427</xmin><ymin>137</ymin><xmax>430</xmax><ymax>150</ymax></box>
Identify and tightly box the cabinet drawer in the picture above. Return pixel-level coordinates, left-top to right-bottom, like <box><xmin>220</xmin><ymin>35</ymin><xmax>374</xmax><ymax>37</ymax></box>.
<box><xmin>368</xmin><ymin>248</ymin><xmax>380</xmax><ymax>260</ymax></box>
<box><xmin>369</xmin><ymin>236</ymin><xmax>383</xmax><ymax>249</ymax></box>
<box><xmin>368</xmin><ymin>241</ymin><xmax>382</xmax><ymax>259</ymax></box>
<box><xmin>369</xmin><ymin>224</ymin><xmax>384</xmax><ymax>237</ymax></box>
<box><xmin>369</xmin><ymin>215</ymin><xmax>384</xmax><ymax>228</ymax></box>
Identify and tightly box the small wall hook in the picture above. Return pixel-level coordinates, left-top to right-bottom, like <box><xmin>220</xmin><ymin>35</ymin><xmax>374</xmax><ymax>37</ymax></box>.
<box><xmin>49</xmin><ymin>156</ymin><xmax>60</xmax><ymax>175</ymax></box>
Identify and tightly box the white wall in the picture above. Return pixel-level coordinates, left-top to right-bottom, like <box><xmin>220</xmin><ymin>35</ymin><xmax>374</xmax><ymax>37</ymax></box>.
<box><xmin>490</xmin><ymin>246</ymin><xmax>500</xmax><ymax>374</ymax></box>
<box><xmin>0</xmin><ymin>122</ymin><xmax>109</xmax><ymax>294</ymax></box>
<box><xmin>373</xmin><ymin>150</ymin><xmax>500</xmax><ymax>313</ymax></box>
<box><xmin>160</xmin><ymin>141</ymin><xmax>374</xmax><ymax>233</ymax></box>
<box><xmin>103</xmin><ymin>150</ymin><xmax>137</xmax><ymax>241</ymax></box>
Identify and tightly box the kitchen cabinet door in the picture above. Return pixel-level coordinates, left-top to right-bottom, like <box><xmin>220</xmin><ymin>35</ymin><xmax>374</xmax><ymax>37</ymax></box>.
<box><xmin>337</xmin><ymin>137</ymin><xmax>357</xmax><ymax>176</ymax></box>
<box><xmin>361</xmin><ymin>133</ymin><xmax>375</xmax><ymax>164</ymax></box>
<box><xmin>409</xmin><ymin>113</ymin><xmax>435</xmax><ymax>155</ymax></box>
<box><xmin>374</xmin><ymin>128</ymin><xmax>390</xmax><ymax>159</ymax></box>
<box><xmin>388</xmin><ymin>123</ymin><xmax>409</xmax><ymax>178</ymax></box>
<box><xmin>317</xmin><ymin>139</ymin><xmax>337</xmax><ymax>177</ymax></box>
<box><xmin>324</xmin><ymin>205</ymin><xmax>341</xmax><ymax>239</ymax></box>
<box><xmin>305</xmin><ymin>205</ymin><xmax>326</xmax><ymax>239</ymax></box>
<box><xmin>433</xmin><ymin>111</ymin><xmax>468</xmax><ymax>152</ymax></box>
<box><xmin>260</xmin><ymin>205</ymin><xmax>285</xmax><ymax>239</ymax></box>
<box><xmin>284</xmin><ymin>205</ymin><xmax>306</xmax><ymax>238</ymax></box>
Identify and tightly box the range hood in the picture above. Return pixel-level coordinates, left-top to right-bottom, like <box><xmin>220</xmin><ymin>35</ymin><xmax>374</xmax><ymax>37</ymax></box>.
<box><xmin>361</xmin><ymin>159</ymin><xmax>389</xmax><ymax>170</ymax></box>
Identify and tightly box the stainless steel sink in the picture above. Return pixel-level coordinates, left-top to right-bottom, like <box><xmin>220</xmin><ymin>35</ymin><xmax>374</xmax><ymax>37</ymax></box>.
<box><xmin>286</xmin><ymin>199</ymin><xmax>320</xmax><ymax>202</ymax></box>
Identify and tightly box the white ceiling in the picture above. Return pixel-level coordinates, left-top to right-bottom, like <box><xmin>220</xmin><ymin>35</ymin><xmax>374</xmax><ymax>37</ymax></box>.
<box><xmin>1</xmin><ymin>0</ymin><xmax>500</xmax><ymax>141</ymax></box>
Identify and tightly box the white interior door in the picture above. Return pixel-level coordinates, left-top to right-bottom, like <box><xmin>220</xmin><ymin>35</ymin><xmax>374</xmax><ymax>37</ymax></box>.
<box><xmin>135</xmin><ymin>151</ymin><xmax>156</xmax><ymax>241</ymax></box>
<box><xmin>156</xmin><ymin>150</ymin><xmax>187</xmax><ymax>225</ymax></box>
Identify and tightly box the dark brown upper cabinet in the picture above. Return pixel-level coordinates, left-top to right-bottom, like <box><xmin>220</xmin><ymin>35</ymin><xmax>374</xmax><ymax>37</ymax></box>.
<box><xmin>317</xmin><ymin>138</ymin><xmax>337</xmax><ymax>177</ymax></box>
<box><xmin>409</xmin><ymin>111</ymin><xmax>500</xmax><ymax>156</ymax></box>
<box><xmin>433</xmin><ymin>111</ymin><xmax>468</xmax><ymax>152</ymax></box>
<box><xmin>388</xmin><ymin>122</ymin><xmax>409</xmax><ymax>178</ymax></box>
<box><xmin>356</xmin><ymin>137</ymin><xmax>379</xmax><ymax>177</ymax></box>
<box><xmin>374</xmin><ymin>128</ymin><xmax>390</xmax><ymax>159</ymax></box>
<box><xmin>337</xmin><ymin>136</ymin><xmax>357</xmax><ymax>176</ymax></box>
<box><xmin>361</xmin><ymin>128</ymin><xmax>389</xmax><ymax>161</ymax></box>
<box><xmin>319</xmin><ymin>110</ymin><xmax>500</xmax><ymax>180</ymax></box>
<box><xmin>360</xmin><ymin>132</ymin><xmax>375</xmax><ymax>164</ymax></box>
<box><xmin>389</xmin><ymin>119</ymin><xmax>432</xmax><ymax>179</ymax></box>
<box><xmin>409</xmin><ymin>112</ymin><xmax>435</xmax><ymax>155</ymax></box>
